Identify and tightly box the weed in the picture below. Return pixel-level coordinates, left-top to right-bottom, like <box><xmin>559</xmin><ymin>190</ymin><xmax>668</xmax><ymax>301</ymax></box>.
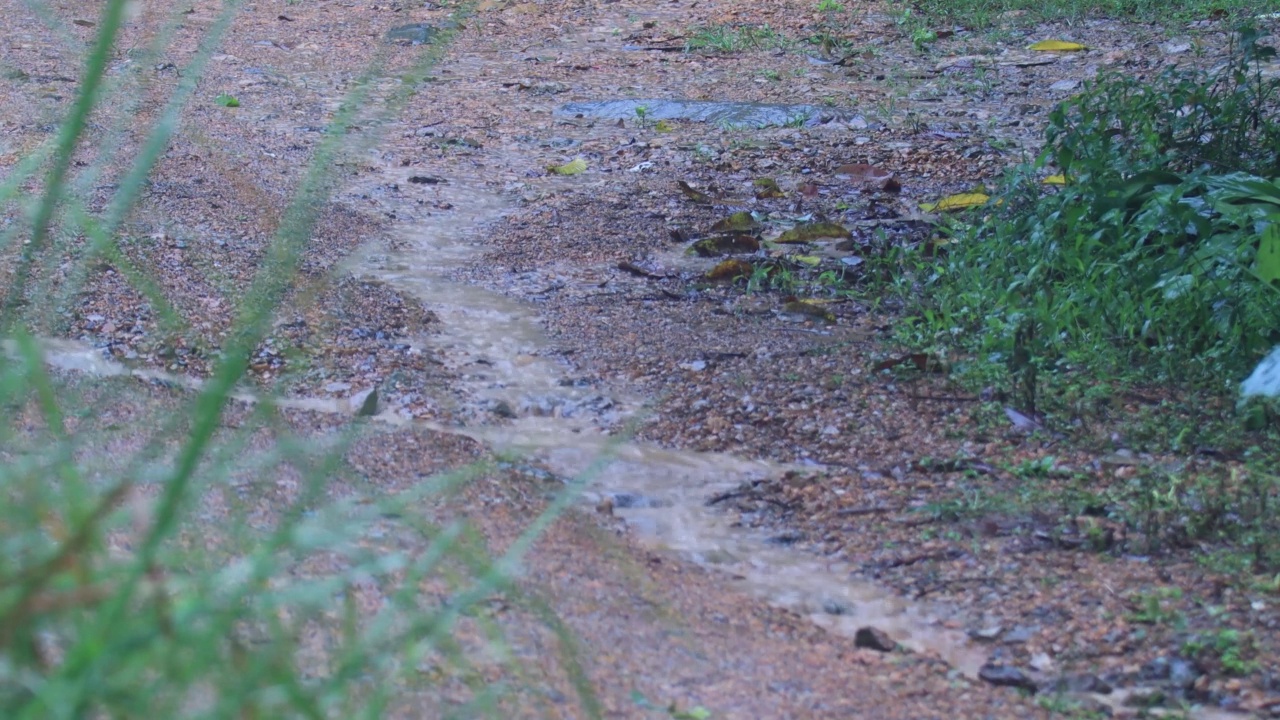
<box><xmin>901</xmin><ymin>0</ymin><xmax>1272</xmax><ymax>28</ymax></box>
<box><xmin>685</xmin><ymin>24</ymin><xmax>792</xmax><ymax>53</ymax></box>
<box><xmin>1128</xmin><ymin>588</ymin><xmax>1187</xmax><ymax>628</ymax></box>
<box><xmin>1182</xmin><ymin>629</ymin><xmax>1259</xmax><ymax>676</ymax></box>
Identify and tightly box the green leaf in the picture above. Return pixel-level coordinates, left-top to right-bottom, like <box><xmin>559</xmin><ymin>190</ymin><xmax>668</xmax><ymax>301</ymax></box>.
<box><xmin>215</xmin><ymin>93</ymin><xmax>239</xmax><ymax>107</ymax></box>
<box><xmin>548</xmin><ymin>157</ymin><xmax>587</xmax><ymax>175</ymax></box>
<box><xmin>1257</xmin><ymin>222</ymin><xmax>1280</xmax><ymax>285</ymax></box>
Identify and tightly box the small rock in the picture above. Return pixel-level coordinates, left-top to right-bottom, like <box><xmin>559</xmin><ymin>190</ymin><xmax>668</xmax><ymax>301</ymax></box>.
<box><xmin>822</xmin><ymin>600</ymin><xmax>849</xmax><ymax>616</ymax></box>
<box><xmin>324</xmin><ymin>381</ymin><xmax>352</xmax><ymax>393</ymax></box>
<box><xmin>979</xmin><ymin>664</ymin><xmax>1038</xmax><ymax>693</ymax></box>
<box><xmin>1048</xmin><ymin>673</ymin><xmax>1113</xmax><ymax>695</ymax></box>
<box><xmin>1161</xmin><ymin>39</ymin><xmax>1192</xmax><ymax>54</ymax></box>
<box><xmin>1003</xmin><ymin>625</ymin><xmax>1037</xmax><ymax>644</ymax></box>
<box><xmin>1123</xmin><ymin>687</ymin><xmax>1167</xmax><ymax>707</ymax></box>
<box><xmin>491</xmin><ymin>400</ymin><xmax>517</xmax><ymax>418</ymax></box>
<box><xmin>609</xmin><ymin>492</ymin><xmax>668</xmax><ymax>509</ymax></box>
<box><xmin>385</xmin><ymin>23</ymin><xmax>437</xmax><ymax>45</ymax></box>
<box><xmin>854</xmin><ymin>626</ymin><xmax>897</xmax><ymax>652</ymax></box>
<box><xmin>969</xmin><ymin>625</ymin><xmax>1003</xmax><ymax>642</ymax></box>
<box><xmin>1049</xmin><ymin>79</ymin><xmax>1080</xmax><ymax>92</ymax></box>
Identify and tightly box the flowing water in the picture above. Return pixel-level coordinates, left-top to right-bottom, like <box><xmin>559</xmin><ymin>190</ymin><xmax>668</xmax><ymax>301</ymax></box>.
<box><xmin>339</xmin><ymin>155</ymin><xmax>993</xmax><ymax>675</ymax></box>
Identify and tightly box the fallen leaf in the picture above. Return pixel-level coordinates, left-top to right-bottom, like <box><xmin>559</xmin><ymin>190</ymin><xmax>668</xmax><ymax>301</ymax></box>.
<box><xmin>835</xmin><ymin>163</ymin><xmax>901</xmax><ymax>192</ymax></box>
<box><xmin>1004</xmin><ymin>407</ymin><xmax>1042</xmax><ymax>431</ymax></box>
<box><xmin>706</xmin><ymin>259</ymin><xmax>754</xmax><ymax>281</ymax></box>
<box><xmin>873</xmin><ymin>353</ymin><xmax>945</xmax><ymax>373</ymax></box>
<box><xmin>920</xmin><ymin>192</ymin><xmax>989</xmax><ymax>212</ymax></box>
<box><xmin>1028</xmin><ymin>39</ymin><xmax>1087</xmax><ymax>52</ymax></box>
<box><xmin>754</xmin><ymin>177</ymin><xmax>785</xmax><ymax>199</ymax></box>
<box><xmin>791</xmin><ymin>254</ymin><xmax>822</xmax><ymax>266</ymax></box>
<box><xmin>781</xmin><ymin>299</ymin><xmax>836</xmax><ymax>323</ymax></box>
<box><xmin>710</xmin><ymin>211</ymin><xmax>758</xmax><ymax>233</ymax></box>
<box><xmin>689</xmin><ymin>235</ymin><xmax>761</xmax><ymax>256</ymax></box>
<box><xmin>776</xmin><ymin>222</ymin><xmax>851</xmax><ymax>244</ymax></box>
<box><xmin>616</xmin><ymin>260</ymin><xmax>666</xmax><ymax>278</ymax></box>
<box><xmin>678</xmin><ymin>180</ymin><xmax>714</xmax><ymax>204</ymax></box>
<box><xmin>1042</xmin><ymin>174</ymin><xmax>1068</xmax><ymax>185</ymax></box>
<box><xmin>548</xmin><ymin>157</ymin><xmax>587</xmax><ymax>175</ymax></box>
<box><xmin>799</xmin><ymin>182</ymin><xmax>820</xmax><ymax>197</ymax></box>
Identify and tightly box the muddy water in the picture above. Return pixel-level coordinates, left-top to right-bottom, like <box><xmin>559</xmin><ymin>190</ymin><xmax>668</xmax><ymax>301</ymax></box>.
<box><xmin>324</xmin><ymin>150</ymin><xmax>992</xmax><ymax>675</ymax></box>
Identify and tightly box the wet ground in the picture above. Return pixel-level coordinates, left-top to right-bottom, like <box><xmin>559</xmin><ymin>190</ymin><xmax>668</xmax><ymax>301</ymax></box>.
<box><xmin>3</xmin><ymin>0</ymin><xmax>1279</xmax><ymax>717</ymax></box>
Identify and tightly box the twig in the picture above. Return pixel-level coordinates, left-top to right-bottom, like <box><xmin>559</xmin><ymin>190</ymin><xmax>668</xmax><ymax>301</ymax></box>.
<box><xmin>835</xmin><ymin>504</ymin><xmax>902</xmax><ymax>517</ymax></box>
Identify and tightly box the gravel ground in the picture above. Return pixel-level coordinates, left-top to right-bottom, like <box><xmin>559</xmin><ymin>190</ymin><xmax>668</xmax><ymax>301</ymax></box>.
<box><xmin>4</xmin><ymin>0</ymin><xmax>1279</xmax><ymax>716</ymax></box>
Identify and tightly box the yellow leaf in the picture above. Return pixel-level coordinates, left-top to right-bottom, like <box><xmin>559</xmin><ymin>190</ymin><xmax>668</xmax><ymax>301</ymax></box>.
<box><xmin>920</xmin><ymin>192</ymin><xmax>989</xmax><ymax>213</ymax></box>
<box><xmin>654</xmin><ymin>120</ymin><xmax>674</xmax><ymax>132</ymax></box>
<box><xmin>775</xmin><ymin>222</ymin><xmax>851</xmax><ymax>244</ymax></box>
<box><xmin>781</xmin><ymin>300</ymin><xmax>835</xmax><ymax>323</ymax></box>
<box><xmin>1028</xmin><ymin>39</ymin><xmax>1087</xmax><ymax>52</ymax></box>
<box><xmin>792</xmin><ymin>255</ymin><xmax>822</xmax><ymax>266</ymax></box>
<box><xmin>548</xmin><ymin>157</ymin><xmax>587</xmax><ymax>175</ymax></box>
<box><xmin>706</xmin><ymin>259</ymin><xmax>754</xmax><ymax>281</ymax></box>
<box><xmin>1043</xmin><ymin>174</ymin><xmax>1068</xmax><ymax>185</ymax></box>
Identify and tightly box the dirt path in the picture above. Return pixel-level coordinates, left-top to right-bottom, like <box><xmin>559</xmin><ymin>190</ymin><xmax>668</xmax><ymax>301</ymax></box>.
<box><xmin>2</xmin><ymin>0</ymin><xmax>1277</xmax><ymax>717</ymax></box>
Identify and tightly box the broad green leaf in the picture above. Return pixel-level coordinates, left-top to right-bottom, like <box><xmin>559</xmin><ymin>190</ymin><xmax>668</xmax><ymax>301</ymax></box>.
<box><xmin>1258</xmin><ymin>222</ymin><xmax>1280</xmax><ymax>285</ymax></box>
<box><xmin>548</xmin><ymin>157</ymin><xmax>587</xmax><ymax>175</ymax></box>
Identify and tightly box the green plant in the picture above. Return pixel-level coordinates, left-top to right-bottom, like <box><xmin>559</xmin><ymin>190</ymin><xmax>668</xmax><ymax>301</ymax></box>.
<box><xmin>907</xmin><ymin>26</ymin><xmax>1280</xmax><ymax>397</ymax></box>
<box><xmin>1182</xmin><ymin>629</ymin><xmax>1259</xmax><ymax>676</ymax></box>
<box><xmin>1128</xmin><ymin>587</ymin><xmax>1186</xmax><ymax>627</ymax></box>
<box><xmin>685</xmin><ymin>24</ymin><xmax>792</xmax><ymax>53</ymax></box>
<box><xmin>816</xmin><ymin>0</ymin><xmax>844</xmax><ymax>11</ymax></box>
<box><xmin>0</xmin><ymin>3</ymin><xmax>598</xmax><ymax>718</ymax></box>
<box><xmin>901</xmin><ymin>0</ymin><xmax>1272</xmax><ymax>28</ymax></box>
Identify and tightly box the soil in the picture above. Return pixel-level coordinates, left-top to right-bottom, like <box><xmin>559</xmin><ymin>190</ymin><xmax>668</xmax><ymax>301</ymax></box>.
<box><xmin>2</xmin><ymin>0</ymin><xmax>1279</xmax><ymax>717</ymax></box>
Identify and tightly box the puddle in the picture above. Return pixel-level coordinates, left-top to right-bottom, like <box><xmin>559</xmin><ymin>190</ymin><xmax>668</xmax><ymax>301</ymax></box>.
<box><xmin>557</xmin><ymin>99</ymin><xmax>865</xmax><ymax>128</ymax></box>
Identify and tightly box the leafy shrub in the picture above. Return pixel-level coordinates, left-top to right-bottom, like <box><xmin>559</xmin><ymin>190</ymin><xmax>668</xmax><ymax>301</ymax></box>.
<box><xmin>911</xmin><ymin>26</ymin><xmax>1280</xmax><ymax>391</ymax></box>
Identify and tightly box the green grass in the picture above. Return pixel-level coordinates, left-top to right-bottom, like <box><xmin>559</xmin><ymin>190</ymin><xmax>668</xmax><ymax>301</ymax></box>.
<box><xmin>684</xmin><ymin>24</ymin><xmax>794</xmax><ymax>53</ymax></box>
<box><xmin>0</xmin><ymin>2</ymin><xmax>600</xmax><ymax>718</ymax></box>
<box><xmin>898</xmin><ymin>0</ymin><xmax>1276</xmax><ymax>27</ymax></box>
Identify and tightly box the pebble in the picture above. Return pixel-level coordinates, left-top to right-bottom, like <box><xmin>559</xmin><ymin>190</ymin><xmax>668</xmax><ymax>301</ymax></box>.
<box><xmin>979</xmin><ymin>664</ymin><xmax>1038</xmax><ymax>692</ymax></box>
<box><xmin>854</xmin><ymin>626</ymin><xmax>897</xmax><ymax>652</ymax></box>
